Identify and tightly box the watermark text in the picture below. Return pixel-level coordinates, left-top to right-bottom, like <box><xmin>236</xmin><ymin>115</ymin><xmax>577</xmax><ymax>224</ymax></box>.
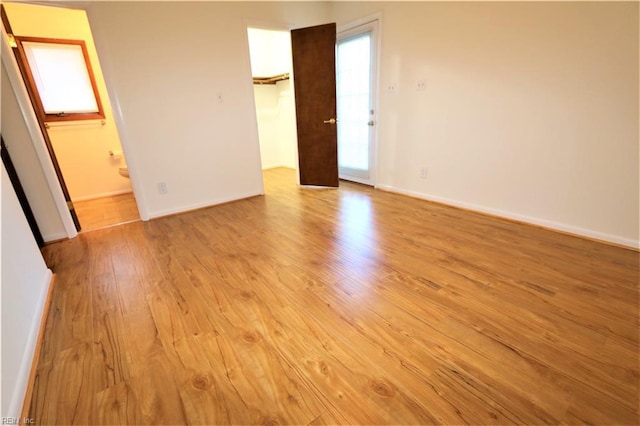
<box><xmin>1</xmin><ymin>418</ymin><xmax>34</xmax><ymax>425</ymax></box>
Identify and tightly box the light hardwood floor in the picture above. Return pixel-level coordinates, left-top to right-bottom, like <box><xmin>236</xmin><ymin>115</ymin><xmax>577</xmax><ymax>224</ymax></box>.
<box><xmin>33</xmin><ymin>168</ymin><xmax>638</xmax><ymax>425</ymax></box>
<box><xmin>73</xmin><ymin>192</ymin><xmax>141</xmax><ymax>232</ymax></box>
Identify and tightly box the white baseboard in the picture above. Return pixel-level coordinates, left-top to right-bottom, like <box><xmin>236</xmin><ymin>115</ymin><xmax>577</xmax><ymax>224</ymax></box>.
<box><xmin>72</xmin><ymin>189</ymin><xmax>133</xmax><ymax>202</ymax></box>
<box><xmin>6</xmin><ymin>269</ymin><xmax>53</xmax><ymax>418</ymax></box>
<box><xmin>262</xmin><ymin>164</ymin><xmax>297</xmax><ymax>171</ymax></box>
<box><xmin>262</xmin><ymin>163</ymin><xmax>283</xmax><ymax>170</ymax></box>
<box><xmin>148</xmin><ymin>191</ymin><xmax>263</xmax><ymax>220</ymax></box>
<box><xmin>261</xmin><ymin>163</ymin><xmax>285</xmax><ymax>170</ymax></box>
<box><xmin>376</xmin><ymin>184</ymin><xmax>639</xmax><ymax>250</ymax></box>
<box><xmin>43</xmin><ymin>231</ymin><xmax>68</xmax><ymax>243</ymax></box>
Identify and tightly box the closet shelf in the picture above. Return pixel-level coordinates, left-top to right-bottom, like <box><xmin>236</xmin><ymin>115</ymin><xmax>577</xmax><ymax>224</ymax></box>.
<box><xmin>253</xmin><ymin>73</ymin><xmax>290</xmax><ymax>85</ymax></box>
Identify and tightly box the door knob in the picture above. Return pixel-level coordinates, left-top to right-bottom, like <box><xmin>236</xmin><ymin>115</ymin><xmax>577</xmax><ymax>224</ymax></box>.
<box><xmin>323</xmin><ymin>118</ymin><xmax>337</xmax><ymax>124</ymax></box>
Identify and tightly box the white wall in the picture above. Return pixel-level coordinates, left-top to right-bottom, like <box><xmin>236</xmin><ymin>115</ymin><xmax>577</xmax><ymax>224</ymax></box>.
<box><xmin>253</xmin><ymin>79</ymin><xmax>298</xmax><ymax>170</ymax></box>
<box><xmin>1</xmin><ymin>67</ymin><xmax>67</xmax><ymax>242</ymax></box>
<box><xmin>254</xmin><ymin>84</ymin><xmax>281</xmax><ymax>168</ymax></box>
<box><xmin>1</xmin><ymin>163</ymin><xmax>53</xmax><ymax>418</ymax></box>
<box><xmin>275</xmin><ymin>79</ymin><xmax>298</xmax><ymax>169</ymax></box>
<box><xmin>4</xmin><ymin>2</ymin><xmax>132</xmax><ymax>202</ymax></box>
<box><xmin>330</xmin><ymin>1</ymin><xmax>639</xmax><ymax>247</ymax></box>
<box><xmin>81</xmin><ymin>1</ymin><xmax>329</xmax><ymax>219</ymax></box>
<box><xmin>32</xmin><ymin>1</ymin><xmax>636</xmax><ymax>246</ymax></box>
<box><xmin>248</xmin><ymin>28</ymin><xmax>292</xmax><ymax>77</ymax></box>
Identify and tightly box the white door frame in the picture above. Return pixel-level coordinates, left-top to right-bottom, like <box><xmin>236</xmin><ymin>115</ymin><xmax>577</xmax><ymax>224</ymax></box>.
<box><xmin>1</xmin><ymin>25</ymin><xmax>78</xmax><ymax>239</ymax></box>
<box><xmin>337</xmin><ymin>14</ymin><xmax>381</xmax><ymax>187</ymax></box>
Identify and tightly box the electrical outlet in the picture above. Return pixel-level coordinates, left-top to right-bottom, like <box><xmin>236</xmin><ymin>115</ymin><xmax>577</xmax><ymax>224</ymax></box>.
<box><xmin>419</xmin><ymin>167</ymin><xmax>428</xmax><ymax>179</ymax></box>
<box><xmin>387</xmin><ymin>83</ymin><xmax>397</xmax><ymax>94</ymax></box>
<box><xmin>157</xmin><ymin>182</ymin><xmax>168</xmax><ymax>194</ymax></box>
<box><xmin>416</xmin><ymin>79</ymin><xmax>426</xmax><ymax>91</ymax></box>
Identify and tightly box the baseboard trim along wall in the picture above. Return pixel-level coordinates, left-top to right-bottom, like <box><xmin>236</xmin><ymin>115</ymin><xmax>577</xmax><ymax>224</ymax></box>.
<box><xmin>20</xmin><ymin>274</ymin><xmax>56</xmax><ymax>420</ymax></box>
<box><xmin>7</xmin><ymin>271</ymin><xmax>55</xmax><ymax>419</ymax></box>
<box><xmin>376</xmin><ymin>184</ymin><xmax>639</xmax><ymax>250</ymax></box>
<box><xmin>148</xmin><ymin>191</ymin><xmax>264</xmax><ymax>220</ymax></box>
<box><xmin>42</xmin><ymin>231</ymin><xmax>70</xmax><ymax>244</ymax></box>
<box><xmin>261</xmin><ymin>163</ymin><xmax>286</xmax><ymax>170</ymax></box>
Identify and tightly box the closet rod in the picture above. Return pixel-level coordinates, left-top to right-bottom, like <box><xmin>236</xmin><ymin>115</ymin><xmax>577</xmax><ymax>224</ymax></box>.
<box><xmin>253</xmin><ymin>73</ymin><xmax>290</xmax><ymax>85</ymax></box>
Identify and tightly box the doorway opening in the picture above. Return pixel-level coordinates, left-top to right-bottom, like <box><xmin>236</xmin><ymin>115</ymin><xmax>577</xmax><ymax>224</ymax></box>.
<box><xmin>2</xmin><ymin>2</ymin><xmax>140</xmax><ymax>234</ymax></box>
<box><xmin>247</xmin><ymin>27</ymin><xmax>298</xmax><ymax>190</ymax></box>
<box><xmin>247</xmin><ymin>20</ymin><xmax>378</xmax><ymax>191</ymax></box>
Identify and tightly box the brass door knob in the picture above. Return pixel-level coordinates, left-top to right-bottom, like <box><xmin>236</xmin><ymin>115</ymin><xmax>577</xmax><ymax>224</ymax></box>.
<box><xmin>323</xmin><ymin>118</ymin><xmax>337</xmax><ymax>124</ymax></box>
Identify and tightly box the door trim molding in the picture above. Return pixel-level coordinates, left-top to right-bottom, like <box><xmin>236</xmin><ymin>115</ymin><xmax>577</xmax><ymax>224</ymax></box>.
<box><xmin>1</xmin><ymin>137</ymin><xmax>45</xmax><ymax>247</ymax></box>
<box><xmin>1</xmin><ymin>25</ymin><xmax>78</xmax><ymax>239</ymax></box>
<box><xmin>337</xmin><ymin>12</ymin><xmax>382</xmax><ymax>34</ymax></box>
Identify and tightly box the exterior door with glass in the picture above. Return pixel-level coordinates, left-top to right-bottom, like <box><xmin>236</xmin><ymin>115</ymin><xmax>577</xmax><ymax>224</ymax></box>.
<box><xmin>336</xmin><ymin>21</ymin><xmax>378</xmax><ymax>185</ymax></box>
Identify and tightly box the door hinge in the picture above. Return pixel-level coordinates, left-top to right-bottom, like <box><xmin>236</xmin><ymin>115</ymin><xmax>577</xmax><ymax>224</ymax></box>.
<box><xmin>7</xmin><ymin>34</ymin><xmax>17</xmax><ymax>48</ymax></box>
<box><xmin>67</xmin><ymin>200</ymin><xmax>75</xmax><ymax>211</ymax></box>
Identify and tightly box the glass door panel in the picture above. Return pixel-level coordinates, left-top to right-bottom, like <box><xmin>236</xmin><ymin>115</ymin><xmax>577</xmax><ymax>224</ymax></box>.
<box><xmin>336</xmin><ymin>27</ymin><xmax>374</xmax><ymax>183</ymax></box>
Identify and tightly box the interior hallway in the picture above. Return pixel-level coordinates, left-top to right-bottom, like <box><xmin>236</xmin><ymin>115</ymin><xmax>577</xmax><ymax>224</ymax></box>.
<box><xmin>32</xmin><ymin>167</ymin><xmax>638</xmax><ymax>425</ymax></box>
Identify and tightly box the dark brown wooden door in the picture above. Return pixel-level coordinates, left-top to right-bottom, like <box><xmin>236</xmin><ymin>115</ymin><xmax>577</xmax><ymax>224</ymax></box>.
<box><xmin>291</xmin><ymin>23</ymin><xmax>339</xmax><ymax>187</ymax></box>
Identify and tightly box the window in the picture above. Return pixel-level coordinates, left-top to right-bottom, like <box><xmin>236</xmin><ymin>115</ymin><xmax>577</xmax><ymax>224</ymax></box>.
<box><xmin>15</xmin><ymin>36</ymin><xmax>104</xmax><ymax>122</ymax></box>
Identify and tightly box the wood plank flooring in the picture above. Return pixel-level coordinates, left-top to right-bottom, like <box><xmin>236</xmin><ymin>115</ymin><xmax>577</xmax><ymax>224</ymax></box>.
<box><xmin>33</xmin><ymin>167</ymin><xmax>639</xmax><ymax>425</ymax></box>
<box><xmin>73</xmin><ymin>192</ymin><xmax>140</xmax><ymax>232</ymax></box>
